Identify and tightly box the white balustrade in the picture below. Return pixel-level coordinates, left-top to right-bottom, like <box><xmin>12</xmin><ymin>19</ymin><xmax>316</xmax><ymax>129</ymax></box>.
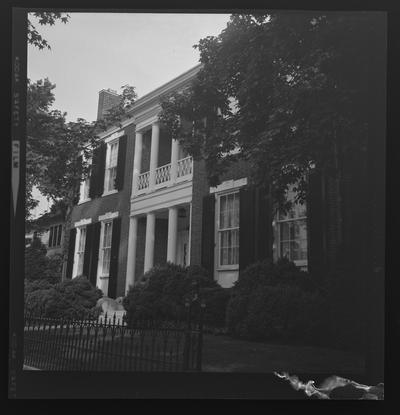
<box><xmin>134</xmin><ymin>156</ymin><xmax>193</xmax><ymax>194</ymax></box>
<box><xmin>155</xmin><ymin>163</ymin><xmax>171</xmax><ymax>187</ymax></box>
<box><xmin>177</xmin><ymin>156</ymin><xmax>193</xmax><ymax>180</ymax></box>
<box><xmin>137</xmin><ymin>171</ymin><xmax>150</xmax><ymax>193</ymax></box>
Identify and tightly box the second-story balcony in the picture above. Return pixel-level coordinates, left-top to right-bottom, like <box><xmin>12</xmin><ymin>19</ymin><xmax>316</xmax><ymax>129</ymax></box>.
<box><xmin>136</xmin><ymin>156</ymin><xmax>193</xmax><ymax>196</ymax></box>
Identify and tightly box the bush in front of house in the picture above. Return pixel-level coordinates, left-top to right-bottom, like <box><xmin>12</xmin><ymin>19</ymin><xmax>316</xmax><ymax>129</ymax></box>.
<box><xmin>323</xmin><ymin>269</ymin><xmax>367</xmax><ymax>351</ymax></box>
<box><xmin>226</xmin><ymin>258</ymin><xmax>329</xmax><ymax>345</ymax></box>
<box><xmin>25</xmin><ymin>275</ymin><xmax>103</xmax><ymax>319</ymax></box>
<box><xmin>123</xmin><ymin>263</ymin><xmax>228</xmax><ymax>326</ymax></box>
<box><xmin>25</xmin><ymin>237</ymin><xmax>63</xmax><ymax>283</ymax></box>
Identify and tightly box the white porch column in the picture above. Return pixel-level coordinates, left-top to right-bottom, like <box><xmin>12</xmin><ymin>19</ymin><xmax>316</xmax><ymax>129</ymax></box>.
<box><xmin>167</xmin><ymin>207</ymin><xmax>178</xmax><ymax>263</ymax></box>
<box><xmin>148</xmin><ymin>122</ymin><xmax>160</xmax><ymax>191</ymax></box>
<box><xmin>132</xmin><ymin>131</ymin><xmax>143</xmax><ymax>196</ymax></box>
<box><xmin>125</xmin><ymin>216</ymin><xmax>138</xmax><ymax>293</ymax></box>
<box><xmin>170</xmin><ymin>138</ymin><xmax>180</xmax><ymax>183</ymax></box>
<box><xmin>144</xmin><ymin>212</ymin><xmax>156</xmax><ymax>272</ymax></box>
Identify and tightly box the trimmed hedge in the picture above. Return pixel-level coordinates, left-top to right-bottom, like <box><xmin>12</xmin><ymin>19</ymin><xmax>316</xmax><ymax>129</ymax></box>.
<box><xmin>123</xmin><ymin>263</ymin><xmax>229</xmax><ymax>327</ymax></box>
<box><xmin>226</xmin><ymin>258</ymin><xmax>329</xmax><ymax>345</ymax></box>
<box><xmin>25</xmin><ymin>275</ymin><xmax>103</xmax><ymax>319</ymax></box>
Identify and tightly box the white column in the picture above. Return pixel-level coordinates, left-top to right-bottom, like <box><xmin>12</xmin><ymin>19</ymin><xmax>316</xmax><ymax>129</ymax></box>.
<box><xmin>71</xmin><ymin>227</ymin><xmax>80</xmax><ymax>279</ymax></box>
<box><xmin>144</xmin><ymin>212</ymin><xmax>156</xmax><ymax>272</ymax></box>
<box><xmin>132</xmin><ymin>131</ymin><xmax>143</xmax><ymax>196</ymax></box>
<box><xmin>149</xmin><ymin>122</ymin><xmax>160</xmax><ymax>190</ymax></box>
<box><xmin>170</xmin><ymin>138</ymin><xmax>180</xmax><ymax>183</ymax></box>
<box><xmin>125</xmin><ymin>216</ymin><xmax>138</xmax><ymax>293</ymax></box>
<box><xmin>167</xmin><ymin>207</ymin><xmax>178</xmax><ymax>263</ymax></box>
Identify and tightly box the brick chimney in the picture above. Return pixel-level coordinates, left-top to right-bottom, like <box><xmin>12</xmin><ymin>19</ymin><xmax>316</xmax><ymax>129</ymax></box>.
<box><xmin>97</xmin><ymin>88</ymin><xmax>122</xmax><ymax>121</ymax></box>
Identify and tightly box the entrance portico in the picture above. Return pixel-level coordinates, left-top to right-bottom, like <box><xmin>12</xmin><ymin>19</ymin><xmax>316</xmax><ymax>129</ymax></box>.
<box><xmin>125</xmin><ymin>202</ymin><xmax>191</xmax><ymax>293</ymax></box>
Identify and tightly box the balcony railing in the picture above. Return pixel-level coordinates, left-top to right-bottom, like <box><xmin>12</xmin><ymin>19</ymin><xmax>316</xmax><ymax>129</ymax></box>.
<box><xmin>138</xmin><ymin>171</ymin><xmax>150</xmax><ymax>192</ymax></box>
<box><xmin>177</xmin><ymin>156</ymin><xmax>193</xmax><ymax>181</ymax></box>
<box><xmin>155</xmin><ymin>163</ymin><xmax>171</xmax><ymax>187</ymax></box>
<box><xmin>136</xmin><ymin>156</ymin><xmax>193</xmax><ymax>195</ymax></box>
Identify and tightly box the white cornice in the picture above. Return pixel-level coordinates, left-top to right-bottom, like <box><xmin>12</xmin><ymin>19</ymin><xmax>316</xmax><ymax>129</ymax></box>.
<box><xmin>97</xmin><ymin>64</ymin><xmax>202</xmax><ymax>139</ymax></box>
<box><xmin>74</xmin><ymin>218</ymin><xmax>92</xmax><ymax>228</ymax></box>
<box><xmin>98</xmin><ymin>211</ymin><xmax>119</xmax><ymax>221</ymax></box>
<box><xmin>210</xmin><ymin>178</ymin><xmax>248</xmax><ymax>194</ymax></box>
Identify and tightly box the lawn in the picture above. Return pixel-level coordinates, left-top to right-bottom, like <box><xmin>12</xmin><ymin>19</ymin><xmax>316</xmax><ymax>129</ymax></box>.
<box><xmin>202</xmin><ymin>334</ymin><xmax>365</xmax><ymax>374</ymax></box>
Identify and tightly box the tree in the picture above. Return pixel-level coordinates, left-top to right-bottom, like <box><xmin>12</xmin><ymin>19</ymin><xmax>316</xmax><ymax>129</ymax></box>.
<box><xmin>28</xmin><ymin>12</ymin><xmax>70</xmax><ymax>50</ymax></box>
<box><xmin>159</xmin><ymin>12</ymin><xmax>380</xmax><ymax>209</ymax></box>
<box><xmin>26</xmin><ymin>12</ymin><xmax>138</xmax><ymax>276</ymax></box>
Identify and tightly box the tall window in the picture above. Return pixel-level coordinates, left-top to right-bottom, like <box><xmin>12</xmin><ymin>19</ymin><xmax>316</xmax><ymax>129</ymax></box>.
<box><xmin>104</xmin><ymin>141</ymin><xmax>119</xmax><ymax>192</ymax></box>
<box><xmin>100</xmin><ymin>221</ymin><xmax>113</xmax><ymax>276</ymax></box>
<box><xmin>274</xmin><ymin>188</ymin><xmax>307</xmax><ymax>267</ymax></box>
<box><xmin>48</xmin><ymin>224</ymin><xmax>63</xmax><ymax>248</ymax></box>
<box><xmin>217</xmin><ymin>192</ymin><xmax>240</xmax><ymax>267</ymax></box>
<box><xmin>75</xmin><ymin>227</ymin><xmax>87</xmax><ymax>276</ymax></box>
<box><xmin>79</xmin><ymin>156</ymin><xmax>92</xmax><ymax>203</ymax></box>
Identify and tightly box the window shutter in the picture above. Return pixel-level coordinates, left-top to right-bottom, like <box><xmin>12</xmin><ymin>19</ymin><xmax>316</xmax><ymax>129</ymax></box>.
<box><xmin>108</xmin><ymin>217</ymin><xmax>121</xmax><ymax>298</ymax></box>
<box><xmin>239</xmin><ymin>186</ymin><xmax>256</xmax><ymax>272</ymax></box>
<box><xmin>255</xmin><ymin>186</ymin><xmax>273</xmax><ymax>263</ymax></box>
<box><xmin>307</xmin><ymin>169</ymin><xmax>325</xmax><ymax>276</ymax></box>
<box><xmin>115</xmin><ymin>135</ymin><xmax>127</xmax><ymax>190</ymax></box>
<box><xmin>82</xmin><ymin>224</ymin><xmax>93</xmax><ymax>279</ymax></box>
<box><xmin>89</xmin><ymin>222</ymin><xmax>101</xmax><ymax>287</ymax></box>
<box><xmin>89</xmin><ymin>143</ymin><xmax>106</xmax><ymax>198</ymax></box>
<box><xmin>48</xmin><ymin>227</ymin><xmax>54</xmax><ymax>248</ymax></box>
<box><xmin>66</xmin><ymin>228</ymin><xmax>77</xmax><ymax>279</ymax></box>
<box><xmin>201</xmin><ymin>194</ymin><xmax>215</xmax><ymax>278</ymax></box>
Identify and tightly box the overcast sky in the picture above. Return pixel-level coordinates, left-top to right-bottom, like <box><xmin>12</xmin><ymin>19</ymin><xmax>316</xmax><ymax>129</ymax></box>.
<box><xmin>28</xmin><ymin>12</ymin><xmax>231</xmax><ymax>218</ymax></box>
<box><xmin>28</xmin><ymin>12</ymin><xmax>231</xmax><ymax>122</ymax></box>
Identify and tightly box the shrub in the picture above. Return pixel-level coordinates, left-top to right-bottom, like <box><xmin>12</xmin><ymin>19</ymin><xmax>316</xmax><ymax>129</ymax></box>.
<box><xmin>24</xmin><ymin>279</ymin><xmax>54</xmax><ymax>301</ymax></box>
<box><xmin>25</xmin><ymin>275</ymin><xmax>103</xmax><ymax>319</ymax></box>
<box><xmin>226</xmin><ymin>258</ymin><xmax>329</xmax><ymax>345</ymax></box>
<box><xmin>123</xmin><ymin>263</ymin><xmax>224</xmax><ymax>325</ymax></box>
<box><xmin>25</xmin><ymin>237</ymin><xmax>62</xmax><ymax>283</ymax></box>
<box><xmin>323</xmin><ymin>270</ymin><xmax>367</xmax><ymax>351</ymax></box>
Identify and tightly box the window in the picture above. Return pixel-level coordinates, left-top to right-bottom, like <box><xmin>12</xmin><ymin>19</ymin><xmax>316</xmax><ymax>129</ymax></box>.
<box><xmin>75</xmin><ymin>227</ymin><xmax>87</xmax><ymax>276</ymax></box>
<box><xmin>48</xmin><ymin>224</ymin><xmax>63</xmax><ymax>248</ymax></box>
<box><xmin>104</xmin><ymin>141</ymin><xmax>119</xmax><ymax>193</ymax></box>
<box><xmin>217</xmin><ymin>192</ymin><xmax>240</xmax><ymax>267</ymax></box>
<box><xmin>99</xmin><ymin>221</ymin><xmax>113</xmax><ymax>276</ymax></box>
<box><xmin>273</xmin><ymin>188</ymin><xmax>307</xmax><ymax>267</ymax></box>
<box><xmin>79</xmin><ymin>156</ymin><xmax>92</xmax><ymax>203</ymax></box>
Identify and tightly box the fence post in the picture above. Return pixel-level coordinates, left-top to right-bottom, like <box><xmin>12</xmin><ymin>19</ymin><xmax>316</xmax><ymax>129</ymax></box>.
<box><xmin>196</xmin><ymin>302</ymin><xmax>205</xmax><ymax>372</ymax></box>
<box><xmin>183</xmin><ymin>301</ymin><xmax>191</xmax><ymax>371</ymax></box>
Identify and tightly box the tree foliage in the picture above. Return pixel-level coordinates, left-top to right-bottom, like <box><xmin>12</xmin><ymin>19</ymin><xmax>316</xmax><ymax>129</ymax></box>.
<box><xmin>159</xmin><ymin>12</ymin><xmax>380</xmax><ymax>207</ymax></box>
<box><xmin>28</xmin><ymin>12</ymin><xmax>70</xmax><ymax>50</ymax></box>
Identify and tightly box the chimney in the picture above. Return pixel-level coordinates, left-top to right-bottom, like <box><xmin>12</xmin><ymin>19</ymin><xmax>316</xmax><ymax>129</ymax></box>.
<box><xmin>97</xmin><ymin>88</ymin><xmax>122</xmax><ymax>121</ymax></box>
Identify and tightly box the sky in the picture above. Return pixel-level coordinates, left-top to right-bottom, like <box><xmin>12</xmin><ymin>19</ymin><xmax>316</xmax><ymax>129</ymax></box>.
<box><xmin>28</xmin><ymin>12</ymin><xmax>231</xmax><ymax>218</ymax></box>
<box><xmin>28</xmin><ymin>12</ymin><xmax>231</xmax><ymax>122</ymax></box>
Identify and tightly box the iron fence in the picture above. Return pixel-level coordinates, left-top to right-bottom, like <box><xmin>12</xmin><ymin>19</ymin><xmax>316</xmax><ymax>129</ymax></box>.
<box><xmin>23</xmin><ymin>303</ymin><xmax>204</xmax><ymax>372</ymax></box>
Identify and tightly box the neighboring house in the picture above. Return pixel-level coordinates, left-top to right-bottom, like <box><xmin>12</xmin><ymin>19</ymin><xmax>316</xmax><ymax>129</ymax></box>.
<box><xmin>26</xmin><ymin>206</ymin><xmax>66</xmax><ymax>257</ymax></box>
<box><xmin>67</xmin><ymin>64</ymin><xmax>378</xmax><ymax>298</ymax></box>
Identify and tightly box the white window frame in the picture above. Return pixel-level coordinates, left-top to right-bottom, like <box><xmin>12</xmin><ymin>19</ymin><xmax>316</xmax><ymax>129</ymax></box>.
<box><xmin>78</xmin><ymin>153</ymin><xmax>92</xmax><ymax>204</ymax></box>
<box><xmin>215</xmin><ymin>190</ymin><xmax>240</xmax><ymax>271</ymax></box>
<box><xmin>273</xmin><ymin>187</ymin><xmax>308</xmax><ymax>269</ymax></box>
<box><xmin>103</xmin><ymin>138</ymin><xmax>119</xmax><ymax>196</ymax></box>
<box><xmin>97</xmin><ymin>219</ymin><xmax>114</xmax><ymax>280</ymax></box>
<box><xmin>72</xmin><ymin>225</ymin><xmax>87</xmax><ymax>278</ymax></box>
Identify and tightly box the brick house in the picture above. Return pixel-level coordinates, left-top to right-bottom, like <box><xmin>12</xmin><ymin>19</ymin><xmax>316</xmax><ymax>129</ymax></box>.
<box><xmin>66</xmin><ymin>63</ymin><xmax>383</xmax><ymax>303</ymax></box>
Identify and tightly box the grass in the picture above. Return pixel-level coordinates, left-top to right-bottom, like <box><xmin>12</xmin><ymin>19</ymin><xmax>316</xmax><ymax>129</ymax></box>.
<box><xmin>202</xmin><ymin>333</ymin><xmax>366</xmax><ymax>374</ymax></box>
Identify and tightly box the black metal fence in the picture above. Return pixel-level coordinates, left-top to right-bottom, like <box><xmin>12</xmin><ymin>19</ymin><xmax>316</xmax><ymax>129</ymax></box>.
<box><xmin>23</xmin><ymin>304</ymin><xmax>204</xmax><ymax>372</ymax></box>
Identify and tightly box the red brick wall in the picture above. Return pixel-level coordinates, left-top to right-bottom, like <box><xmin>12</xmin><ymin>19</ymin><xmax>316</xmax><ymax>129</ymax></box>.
<box><xmin>97</xmin><ymin>90</ymin><xmax>122</xmax><ymax>121</ymax></box>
